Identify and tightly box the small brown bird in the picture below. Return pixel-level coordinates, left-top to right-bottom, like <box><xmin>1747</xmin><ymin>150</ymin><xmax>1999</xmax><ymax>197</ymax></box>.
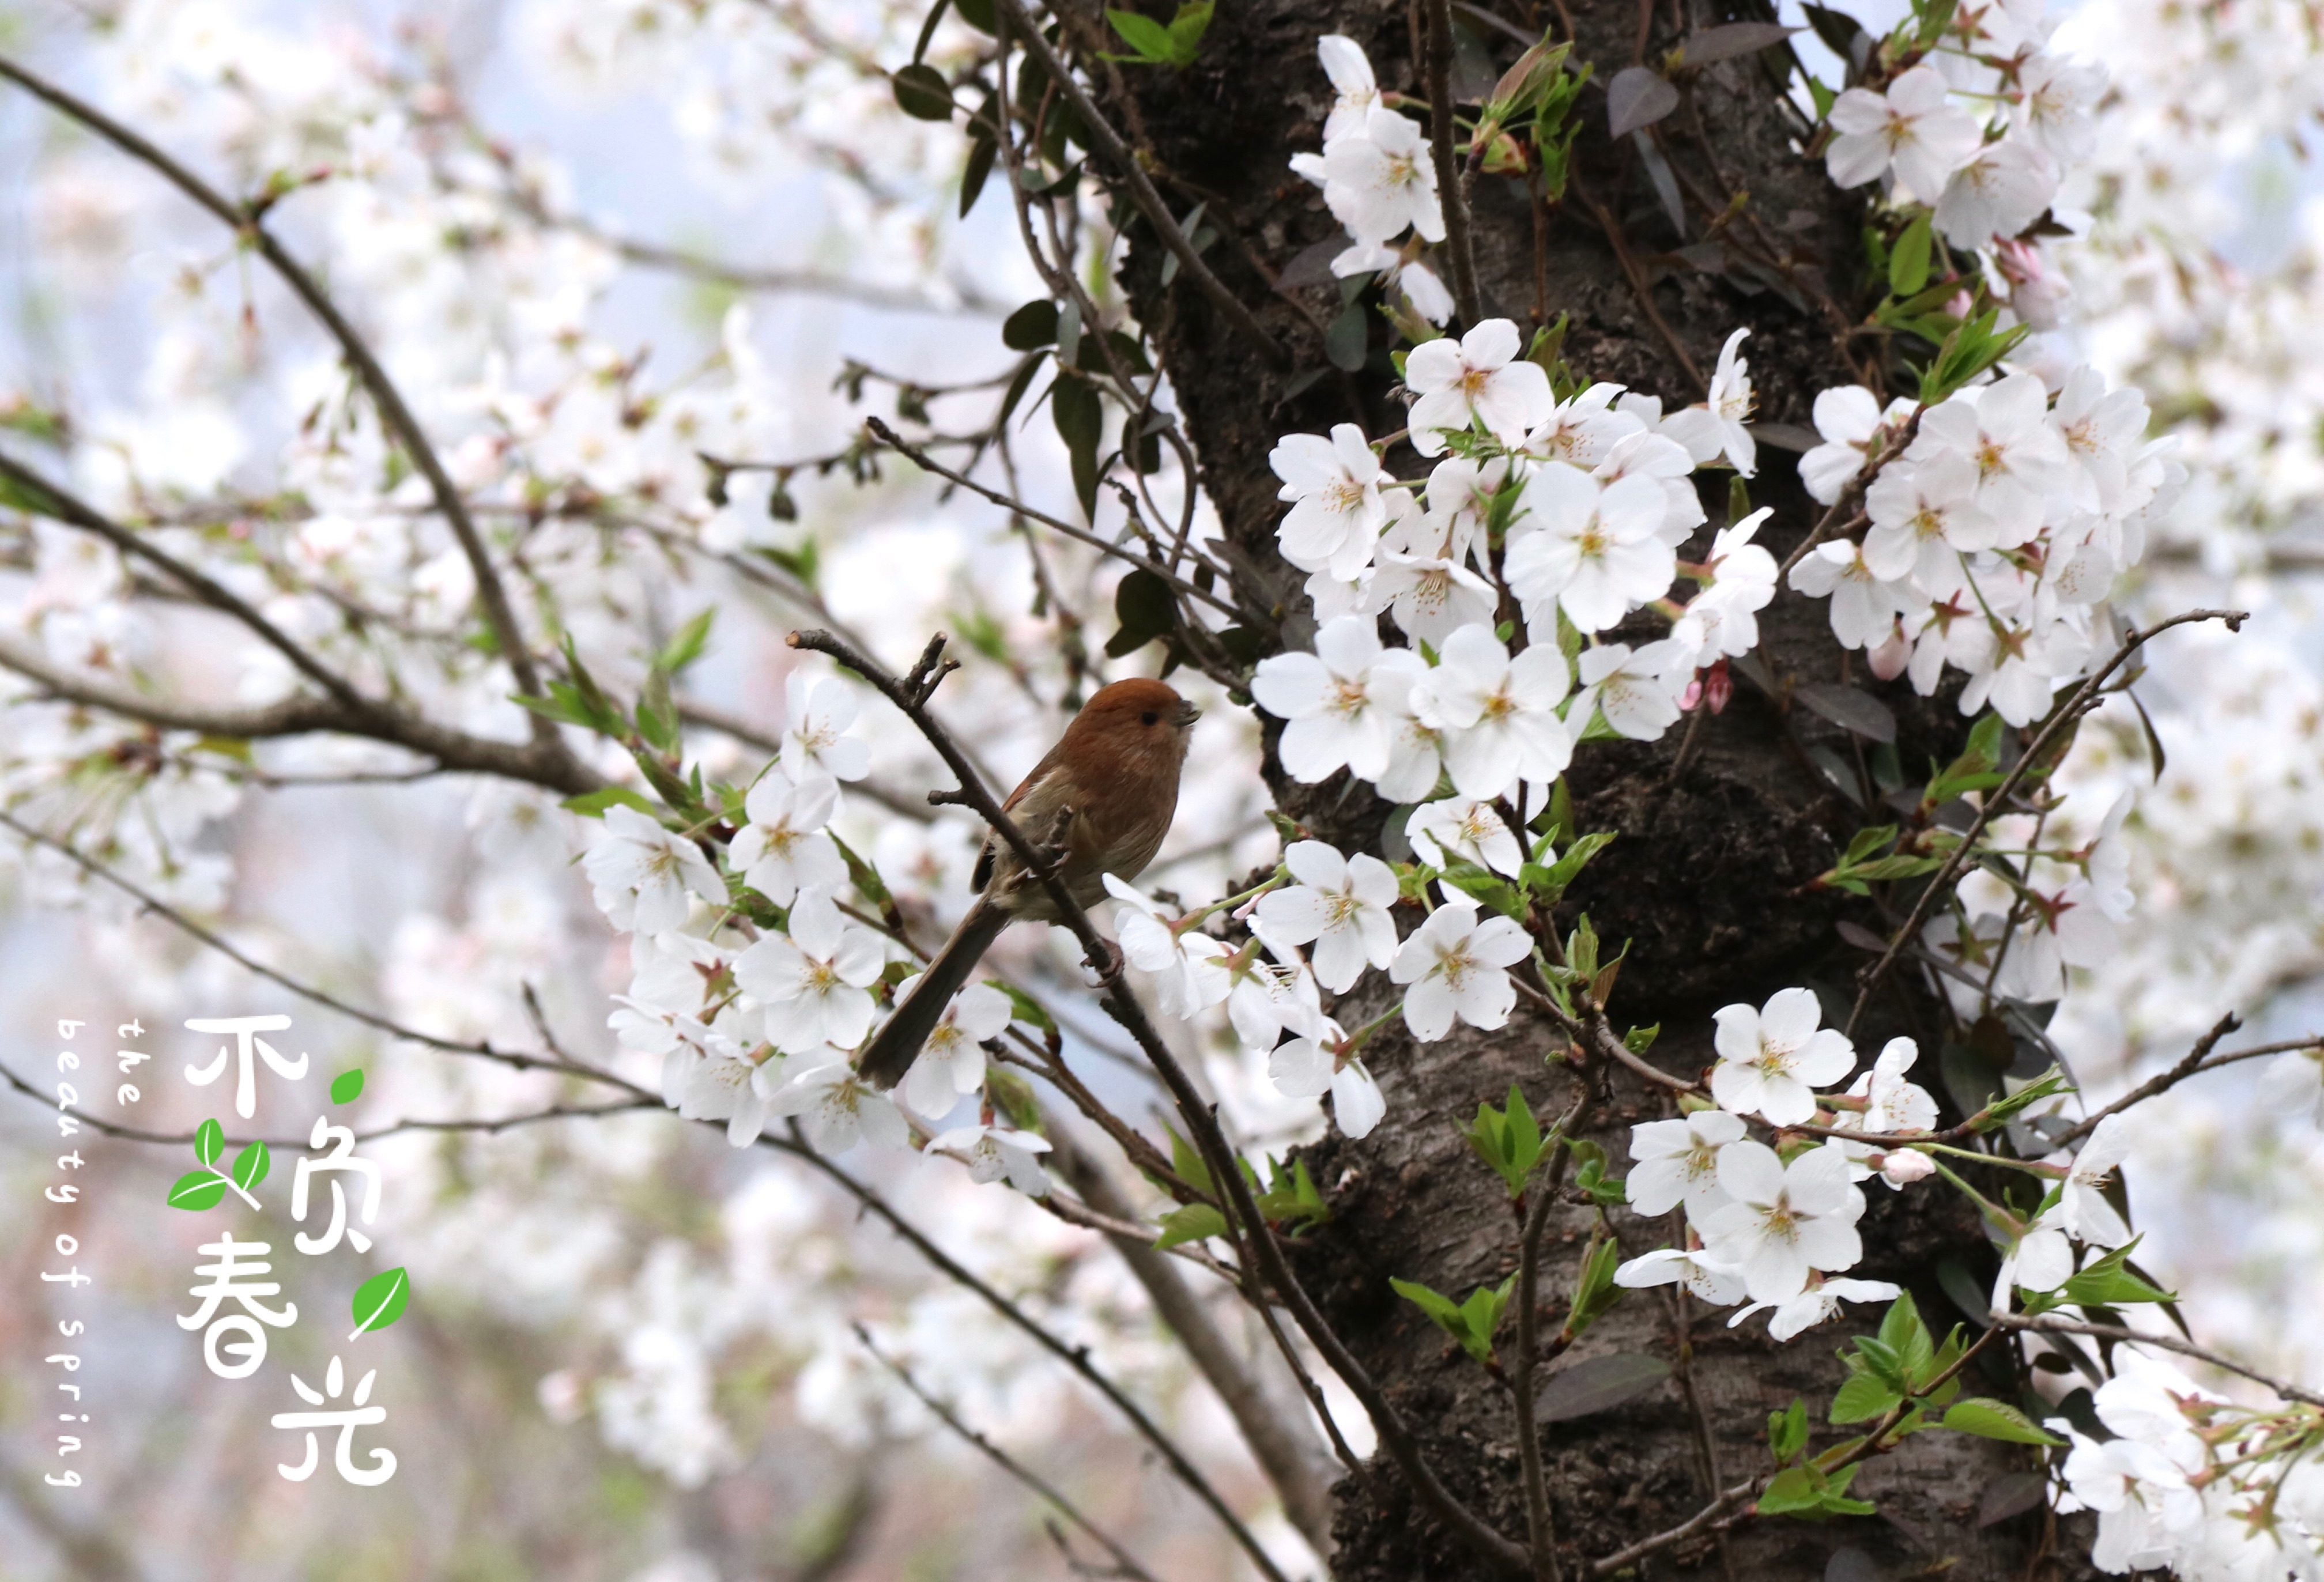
<box><xmin>855</xmin><ymin>677</ymin><xmax>1201</xmax><ymax>1090</ymax></box>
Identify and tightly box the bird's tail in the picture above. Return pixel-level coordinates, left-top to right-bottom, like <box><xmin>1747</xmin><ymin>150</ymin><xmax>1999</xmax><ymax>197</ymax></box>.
<box><xmin>855</xmin><ymin>896</ymin><xmax>1012</xmax><ymax>1090</ymax></box>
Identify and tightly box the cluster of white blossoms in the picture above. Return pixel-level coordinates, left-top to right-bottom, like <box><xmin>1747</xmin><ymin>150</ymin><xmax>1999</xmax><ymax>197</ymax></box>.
<box><xmin>1791</xmin><ymin>366</ymin><xmax>2183</xmax><ymax>726</ymax></box>
<box><xmin>1605</xmin><ymin>987</ymin><xmax>2152</xmax><ymax>1349</ymax></box>
<box><xmin>2054</xmin><ymin>1349</ymin><xmax>2324</xmax><ymax>1577</ymax></box>
<box><xmin>587</xmin><ymin>671</ymin><xmax>1054</xmax><ymax>1192</ymax></box>
<box><xmin>1287</xmin><ymin>35</ymin><xmax>1457</xmax><ymax>324</ymax></box>
<box><xmin>1821</xmin><ymin>0</ymin><xmax>2104</xmax><ymax>309</ymax></box>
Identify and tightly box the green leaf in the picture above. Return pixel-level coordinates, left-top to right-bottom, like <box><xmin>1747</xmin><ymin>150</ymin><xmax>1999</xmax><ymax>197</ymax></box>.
<box><xmin>1104</xmin><ymin>6</ymin><xmax>1178</xmax><ymax>59</ymax></box>
<box><xmin>993</xmin><ymin>980</ymin><xmax>1055</xmax><ymax>1037</ymax></box>
<box><xmin>560</xmin><ymin>786</ymin><xmax>662</xmax><ymax>820</ymax></box>
<box><xmin>1565</xmin><ymin>1236</ymin><xmax>1624</xmax><ymax>1339</ymax></box>
<box><xmin>232</xmin><ymin>1140</ymin><xmax>270</xmax><ymax>1194</ymax></box>
<box><xmin>657</xmin><ymin>609</ymin><xmax>716</xmax><ymax>674</ymax></box>
<box><xmin>194</xmin><ymin>1117</ymin><xmax>225</xmax><ymax>1169</ymax></box>
<box><xmin>1162</xmin><ymin>1123</ymin><xmax>1213</xmax><ymax>1196</ymax></box>
<box><xmin>829</xmin><ymin>832</ymin><xmax>893</xmax><ymax>915</ymax></box>
<box><xmin>1002</xmin><ymin>300</ymin><xmax>1059</xmax><ymax>351</ymax></box>
<box><xmin>1878</xmin><ymin>1293</ymin><xmax>1934</xmax><ymax>1380</ymax></box>
<box><xmin>1051</xmin><ymin>373</ymin><xmax>1103</xmax><ymax>516</ymax></box>
<box><xmin>1530</xmin><ymin>830</ymin><xmax>1614</xmax><ymax>908</ymax></box>
<box><xmin>331</xmin><ymin>1068</ymin><xmax>365</xmax><ymax>1105</ymax></box>
<box><xmin>2058</xmin><ymin>1241</ymin><xmax>2176</xmax><ymax>1307</ymax></box>
<box><xmin>1768</xmin><ymin>1398</ymin><xmax>1810</xmax><ymax>1464</ymax></box>
<box><xmin>349</xmin><ymin>1266</ymin><xmax>411</xmax><ymax>1340</ymax></box>
<box><xmin>1942</xmin><ymin>1397</ymin><xmax>2064</xmax><ymax>1445</ymax></box>
<box><xmin>1325</xmin><ymin>303</ymin><xmax>1369</xmax><ymax>371</ymax></box>
<box><xmin>1106</xmin><ymin>567</ymin><xmax>1178</xmax><ymax>658</ymax></box>
<box><xmin>1830</xmin><ymin>1370</ymin><xmax>1903</xmax><ymax>1424</ymax></box>
<box><xmin>1889</xmin><ymin>211</ymin><xmax>1934</xmax><ymax>297</ymax></box>
<box><xmin>1104</xmin><ymin>1</ymin><xmax>1209</xmax><ymax>65</ymax></box>
<box><xmin>1153</xmin><ymin>1203</ymin><xmax>1229</xmax><ymax>1249</ymax></box>
<box><xmin>1391</xmin><ymin>1275</ymin><xmax>1465</xmax><ymax>1328</ymax></box>
<box><xmin>891</xmin><ymin>62</ymin><xmax>957</xmax><ymax>120</ymax></box>
<box><xmin>167</xmin><ymin>1169</ymin><xmax>228</xmax><ymax>1211</ymax></box>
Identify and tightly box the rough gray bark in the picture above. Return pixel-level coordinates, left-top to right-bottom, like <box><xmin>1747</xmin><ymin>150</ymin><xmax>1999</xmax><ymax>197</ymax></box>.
<box><xmin>1054</xmin><ymin>0</ymin><xmax>2101</xmax><ymax>1575</ymax></box>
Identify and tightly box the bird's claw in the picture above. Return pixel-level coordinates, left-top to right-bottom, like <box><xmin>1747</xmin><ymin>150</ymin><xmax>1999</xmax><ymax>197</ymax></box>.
<box><xmin>1087</xmin><ymin>938</ymin><xmax>1126</xmax><ymax>986</ymax></box>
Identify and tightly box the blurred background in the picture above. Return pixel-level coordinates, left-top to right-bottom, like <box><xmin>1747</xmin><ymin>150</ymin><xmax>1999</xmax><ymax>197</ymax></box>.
<box><xmin>0</xmin><ymin>0</ymin><xmax>2321</xmax><ymax>1577</ymax></box>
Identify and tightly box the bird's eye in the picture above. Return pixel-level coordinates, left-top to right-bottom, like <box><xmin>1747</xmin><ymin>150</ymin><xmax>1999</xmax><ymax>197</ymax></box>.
<box><xmin>1140</xmin><ymin>710</ymin><xmax>1160</xmax><ymax>726</ymax></box>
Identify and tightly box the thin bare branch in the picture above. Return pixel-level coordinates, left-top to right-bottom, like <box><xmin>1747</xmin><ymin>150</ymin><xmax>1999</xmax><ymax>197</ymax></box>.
<box><xmin>0</xmin><ymin>810</ymin><xmax>632</xmax><ymax>1088</ymax></box>
<box><xmin>863</xmin><ymin>417</ymin><xmax>1242</xmax><ymax>618</ymax></box>
<box><xmin>852</xmin><ymin>1324</ymin><xmax>1167</xmax><ymax>1582</ymax></box>
<box><xmin>0</xmin><ymin>1059</ymin><xmax>655</xmax><ymax>1147</ymax></box>
<box><xmin>1846</xmin><ymin>609</ymin><xmax>2248</xmax><ymax>1037</ymax></box>
<box><xmin>768</xmin><ymin>1125</ymin><xmax>1292</xmax><ymax>1582</ymax></box>
<box><xmin>1585</xmin><ymin>1481</ymin><xmax>1759</xmax><ymax>1577</ymax></box>
<box><xmin>1425</xmin><ymin>0</ymin><xmax>1484</xmax><ymax>322</ymax></box>
<box><xmin>1994</xmin><ymin>1314</ymin><xmax>2324</xmax><ymax>1409</ymax></box>
<box><xmin>2051</xmin><ymin>1018</ymin><xmax>2322</xmax><ymax>1149</ymax></box>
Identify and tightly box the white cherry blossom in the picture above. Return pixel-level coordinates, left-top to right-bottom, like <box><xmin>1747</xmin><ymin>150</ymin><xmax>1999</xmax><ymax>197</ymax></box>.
<box><xmin>1699</xmin><ymin>1140</ymin><xmax>1866</xmax><ymax>1303</ymax></box>
<box><xmin>1254</xmin><ymin>840</ymin><xmax>1401</xmax><ymax>993</ymax></box>
<box><xmin>782</xmin><ymin>674</ymin><xmax>870</xmax><ymax>783</ymax></box>
<box><xmin>1708</xmin><ymin>987</ymin><xmax>1855</xmax><ymax>1126</ymax></box>
<box><xmin>1389</xmin><ymin>894</ymin><xmax>1531</xmax><ymax>1041</ymax></box>
<box><xmin>763</xmin><ymin>1058</ymin><xmax>909</xmax><ymax>1154</ymax></box>
<box><xmin>1322</xmin><ymin>107</ymin><xmax>1445</xmax><ymax>248</ymax></box>
<box><xmin>584</xmin><ymin>805</ymin><xmax>727</xmax><ymax>935</ymax></box>
<box><xmin>1272</xmin><ymin>423</ymin><xmax>1389</xmax><ymax>579</ymax></box>
<box><xmin>1270</xmin><ymin>1024</ymin><xmax>1387</xmax><ymax>1138</ymax></box>
<box><xmin>1935</xmin><ymin>138</ymin><xmax>2060</xmax><ymax>248</ymax></box>
<box><xmin>1825</xmin><ymin>66</ymin><xmax>1983</xmax><ymax>202</ymax></box>
<box><xmin>1575</xmin><ymin>640</ymin><xmax>1689</xmax><ymax>741</ymax></box>
<box><xmin>1504</xmin><ymin>466</ymin><xmax>1675</xmax><ymax>633</ymax></box>
<box><xmin>1626</xmin><ymin>1108</ymin><xmax>1748</xmax><ymax>1218</ymax></box>
<box><xmin>1316</xmin><ymin>34</ymin><xmax>1382</xmax><ymax>142</ymax></box>
<box><xmin>1106</xmin><ymin>874</ymin><xmax>1232</xmax><ymax>1018</ymax></box>
<box><xmin>1250</xmin><ymin>615</ymin><xmax>1428</xmax><ymax>784</ymax></box>
<box><xmin>929</xmin><ymin>1124</ymin><xmax>1054</xmax><ymax>1195</ymax></box>
<box><xmin>734</xmin><ymin>888</ymin><xmax>885</xmax><ymax>1055</ymax></box>
<box><xmin>729</xmin><ymin>769</ymin><xmax>846</xmax><ymax>905</ymax></box>
<box><xmin>1404</xmin><ymin>318</ymin><xmax>1553</xmax><ymax>455</ymax></box>
<box><xmin>1406</xmin><ymin>796</ymin><xmax>1523</xmax><ymax>877</ymax></box>
<box><xmin>1409</xmin><ymin>624</ymin><xmax>1574</xmax><ymax>799</ymax></box>
<box><xmin>1613</xmin><ymin>1245</ymin><xmax>1747</xmax><ymax>1305</ymax></box>
<box><xmin>893</xmin><ymin>977</ymin><xmax>1013</xmax><ymax>1118</ymax></box>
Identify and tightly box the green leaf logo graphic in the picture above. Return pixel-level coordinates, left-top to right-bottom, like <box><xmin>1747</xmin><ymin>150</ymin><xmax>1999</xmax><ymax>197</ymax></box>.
<box><xmin>349</xmin><ymin>1267</ymin><xmax>409</xmax><ymax>1341</ymax></box>
<box><xmin>194</xmin><ymin>1118</ymin><xmax>225</xmax><ymax>1169</ymax></box>
<box><xmin>232</xmin><ymin>1140</ymin><xmax>270</xmax><ymax>1194</ymax></box>
<box><xmin>331</xmin><ymin>1068</ymin><xmax>365</xmax><ymax>1105</ymax></box>
<box><xmin>168</xmin><ymin>1170</ymin><xmax>229</xmax><ymax>1211</ymax></box>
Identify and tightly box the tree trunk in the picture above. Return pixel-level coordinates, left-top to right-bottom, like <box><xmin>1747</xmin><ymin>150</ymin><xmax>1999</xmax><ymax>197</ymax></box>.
<box><xmin>1065</xmin><ymin>0</ymin><xmax>2100</xmax><ymax>1574</ymax></box>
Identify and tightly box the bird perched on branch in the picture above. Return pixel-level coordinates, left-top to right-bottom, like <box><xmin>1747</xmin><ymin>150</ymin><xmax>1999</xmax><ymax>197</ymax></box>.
<box><xmin>854</xmin><ymin>677</ymin><xmax>1201</xmax><ymax>1091</ymax></box>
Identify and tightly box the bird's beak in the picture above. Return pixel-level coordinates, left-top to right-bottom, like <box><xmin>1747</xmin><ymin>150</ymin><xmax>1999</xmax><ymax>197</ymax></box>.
<box><xmin>1176</xmin><ymin>701</ymin><xmax>1202</xmax><ymax>728</ymax></box>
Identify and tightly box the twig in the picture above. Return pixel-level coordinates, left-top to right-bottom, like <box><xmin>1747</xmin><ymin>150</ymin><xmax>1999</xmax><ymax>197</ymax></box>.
<box><xmin>1511</xmin><ymin>1086</ymin><xmax>1589</xmax><ymax>1582</ymax></box>
<box><xmin>0</xmin><ymin>810</ymin><xmax>624</xmax><ymax>1085</ymax></box>
<box><xmin>864</xmin><ymin>417</ymin><xmax>1240</xmax><ymax>617</ymax></box>
<box><xmin>986</xmin><ymin>0</ymin><xmax>1287</xmax><ymax>367</ymax></box>
<box><xmin>852</xmin><ymin>1324</ymin><xmax>1166</xmax><ymax>1582</ymax></box>
<box><xmin>0</xmin><ymin>1060</ymin><xmax>655</xmax><ymax>1146</ymax></box>
<box><xmin>1571</xmin><ymin>183</ymin><xmax>1704</xmax><ymax>386</ymax></box>
<box><xmin>770</xmin><ymin>1126</ymin><xmax>1292</xmax><ymax>1582</ymax></box>
<box><xmin>1425</xmin><ymin>0</ymin><xmax>1484</xmax><ymax>322</ymax></box>
<box><xmin>2044</xmin><ymin>1015</ymin><xmax>2324</xmax><ymax>1149</ymax></box>
<box><xmin>786</xmin><ymin>626</ymin><xmax>1532</xmax><ymax>1577</ymax></box>
<box><xmin>1585</xmin><ymin>1481</ymin><xmax>1758</xmax><ymax>1576</ymax></box>
<box><xmin>1993</xmin><ymin>1314</ymin><xmax>2324</xmax><ymax>1409</ymax></box>
<box><xmin>1845</xmin><ymin>609</ymin><xmax>2248</xmax><ymax>1037</ymax></box>
<box><xmin>0</xmin><ymin>55</ymin><xmax>559</xmax><ymax>737</ymax></box>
